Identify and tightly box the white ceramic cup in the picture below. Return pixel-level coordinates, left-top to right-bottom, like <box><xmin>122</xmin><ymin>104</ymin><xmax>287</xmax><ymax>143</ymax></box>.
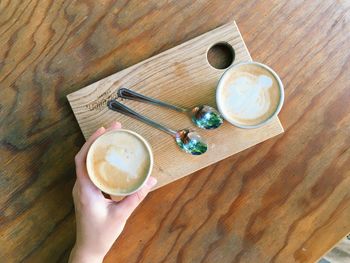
<box><xmin>86</xmin><ymin>129</ymin><xmax>154</xmax><ymax>198</ymax></box>
<box><xmin>216</xmin><ymin>61</ymin><xmax>284</xmax><ymax>129</ymax></box>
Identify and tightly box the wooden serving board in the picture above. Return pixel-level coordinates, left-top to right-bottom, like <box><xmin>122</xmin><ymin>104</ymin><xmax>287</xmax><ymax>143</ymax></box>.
<box><xmin>67</xmin><ymin>21</ymin><xmax>284</xmax><ymax>189</ymax></box>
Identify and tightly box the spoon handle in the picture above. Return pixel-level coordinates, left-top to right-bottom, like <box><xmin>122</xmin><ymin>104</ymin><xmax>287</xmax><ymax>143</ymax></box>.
<box><xmin>108</xmin><ymin>99</ymin><xmax>177</xmax><ymax>137</ymax></box>
<box><xmin>118</xmin><ymin>88</ymin><xmax>188</xmax><ymax>113</ymax></box>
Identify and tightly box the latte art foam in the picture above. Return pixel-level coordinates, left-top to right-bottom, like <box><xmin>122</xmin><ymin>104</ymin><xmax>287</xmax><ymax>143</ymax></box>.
<box><xmin>225</xmin><ymin>73</ymin><xmax>273</xmax><ymax>120</ymax></box>
<box><xmin>101</xmin><ymin>145</ymin><xmax>142</xmax><ymax>181</ymax></box>
<box><xmin>217</xmin><ymin>63</ymin><xmax>282</xmax><ymax>126</ymax></box>
<box><xmin>87</xmin><ymin>130</ymin><xmax>152</xmax><ymax>194</ymax></box>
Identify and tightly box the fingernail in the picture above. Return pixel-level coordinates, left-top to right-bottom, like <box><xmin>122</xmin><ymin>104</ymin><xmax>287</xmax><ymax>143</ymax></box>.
<box><xmin>111</xmin><ymin>121</ymin><xmax>121</xmax><ymax>128</ymax></box>
<box><xmin>98</xmin><ymin>127</ymin><xmax>105</xmax><ymax>132</ymax></box>
<box><xmin>146</xmin><ymin>176</ymin><xmax>157</xmax><ymax>187</ymax></box>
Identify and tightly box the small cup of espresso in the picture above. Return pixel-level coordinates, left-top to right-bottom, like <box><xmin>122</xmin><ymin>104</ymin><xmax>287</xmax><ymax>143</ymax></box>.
<box><xmin>86</xmin><ymin>129</ymin><xmax>153</xmax><ymax>198</ymax></box>
<box><xmin>216</xmin><ymin>61</ymin><xmax>284</xmax><ymax>128</ymax></box>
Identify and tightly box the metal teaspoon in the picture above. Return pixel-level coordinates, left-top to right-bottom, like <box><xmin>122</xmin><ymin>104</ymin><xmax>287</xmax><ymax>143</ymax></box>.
<box><xmin>117</xmin><ymin>88</ymin><xmax>223</xmax><ymax>129</ymax></box>
<box><xmin>107</xmin><ymin>99</ymin><xmax>208</xmax><ymax>155</ymax></box>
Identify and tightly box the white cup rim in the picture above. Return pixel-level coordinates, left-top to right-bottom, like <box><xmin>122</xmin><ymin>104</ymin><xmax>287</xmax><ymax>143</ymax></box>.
<box><xmin>216</xmin><ymin>61</ymin><xmax>284</xmax><ymax>129</ymax></box>
<box><xmin>86</xmin><ymin>129</ymin><xmax>154</xmax><ymax>196</ymax></box>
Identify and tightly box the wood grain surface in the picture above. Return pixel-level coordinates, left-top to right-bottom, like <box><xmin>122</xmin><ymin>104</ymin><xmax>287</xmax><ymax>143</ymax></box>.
<box><xmin>67</xmin><ymin>22</ymin><xmax>283</xmax><ymax>190</ymax></box>
<box><xmin>0</xmin><ymin>1</ymin><xmax>349</xmax><ymax>262</ymax></box>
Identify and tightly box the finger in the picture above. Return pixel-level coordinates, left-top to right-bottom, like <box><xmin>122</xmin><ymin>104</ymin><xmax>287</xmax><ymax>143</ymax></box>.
<box><xmin>114</xmin><ymin>177</ymin><xmax>157</xmax><ymax>219</ymax></box>
<box><xmin>74</xmin><ymin>172</ymin><xmax>106</xmax><ymax>204</ymax></box>
<box><xmin>74</xmin><ymin>127</ymin><xmax>107</xmax><ymax>197</ymax></box>
<box><xmin>75</xmin><ymin>126</ymin><xmax>106</xmax><ymax>170</ymax></box>
<box><xmin>105</xmin><ymin>121</ymin><xmax>122</xmax><ymax>131</ymax></box>
<box><xmin>75</xmin><ymin>121</ymin><xmax>121</xmax><ymax>176</ymax></box>
<box><xmin>82</xmin><ymin>121</ymin><xmax>121</xmax><ymax>154</ymax></box>
<box><xmin>75</xmin><ymin>122</ymin><xmax>122</xmax><ymax>199</ymax></box>
<box><xmin>72</xmin><ymin>180</ymin><xmax>79</xmax><ymax>199</ymax></box>
<box><xmin>77</xmin><ymin>173</ymin><xmax>104</xmax><ymax>197</ymax></box>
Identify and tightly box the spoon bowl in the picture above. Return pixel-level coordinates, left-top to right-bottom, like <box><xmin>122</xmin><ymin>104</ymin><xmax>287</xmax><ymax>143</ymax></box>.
<box><xmin>175</xmin><ymin>129</ymin><xmax>208</xmax><ymax>155</ymax></box>
<box><xmin>191</xmin><ymin>105</ymin><xmax>223</xmax><ymax>129</ymax></box>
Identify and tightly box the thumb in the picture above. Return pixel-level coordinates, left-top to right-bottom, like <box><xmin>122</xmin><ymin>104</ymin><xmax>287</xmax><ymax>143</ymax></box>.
<box><xmin>114</xmin><ymin>177</ymin><xmax>157</xmax><ymax>219</ymax></box>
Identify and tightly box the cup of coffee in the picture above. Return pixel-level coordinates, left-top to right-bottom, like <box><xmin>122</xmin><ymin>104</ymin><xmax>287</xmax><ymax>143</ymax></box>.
<box><xmin>86</xmin><ymin>129</ymin><xmax>153</xmax><ymax>197</ymax></box>
<box><xmin>216</xmin><ymin>62</ymin><xmax>284</xmax><ymax>128</ymax></box>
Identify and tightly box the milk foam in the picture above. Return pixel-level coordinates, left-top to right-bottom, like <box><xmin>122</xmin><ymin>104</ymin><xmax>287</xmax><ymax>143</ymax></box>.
<box><xmin>103</xmin><ymin>146</ymin><xmax>142</xmax><ymax>181</ymax></box>
<box><xmin>225</xmin><ymin>73</ymin><xmax>273</xmax><ymax>120</ymax></box>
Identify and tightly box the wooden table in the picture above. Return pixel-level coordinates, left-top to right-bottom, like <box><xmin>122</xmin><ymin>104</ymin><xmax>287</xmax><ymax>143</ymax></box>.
<box><xmin>1</xmin><ymin>1</ymin><xmax>349</xmax><ymax>262</ymax></box>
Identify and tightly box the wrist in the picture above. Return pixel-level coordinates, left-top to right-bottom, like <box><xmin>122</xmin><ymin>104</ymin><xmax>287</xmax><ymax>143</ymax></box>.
<box><xmin>69</xmin><ymin>245</ymin><xmax>105</xmax><ymax>263</ymax></box>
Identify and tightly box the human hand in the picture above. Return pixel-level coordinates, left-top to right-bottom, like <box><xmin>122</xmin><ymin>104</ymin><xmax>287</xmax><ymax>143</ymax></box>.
<box><xmin>69</xmin><ymin>122</ymin><xmax>157</xmax><ymax>263</ymax></box>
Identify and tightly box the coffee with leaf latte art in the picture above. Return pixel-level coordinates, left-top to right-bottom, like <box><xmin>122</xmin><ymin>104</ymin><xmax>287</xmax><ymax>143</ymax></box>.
<box><xmin>217</xmin><ymin>63</ymin><xmax>283</xmax><ymax>127</ymax></box>
<box><xmin>87</xmin><ymin>130</ymin><xmax>152</xmax><ymax>195</ymax></box>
